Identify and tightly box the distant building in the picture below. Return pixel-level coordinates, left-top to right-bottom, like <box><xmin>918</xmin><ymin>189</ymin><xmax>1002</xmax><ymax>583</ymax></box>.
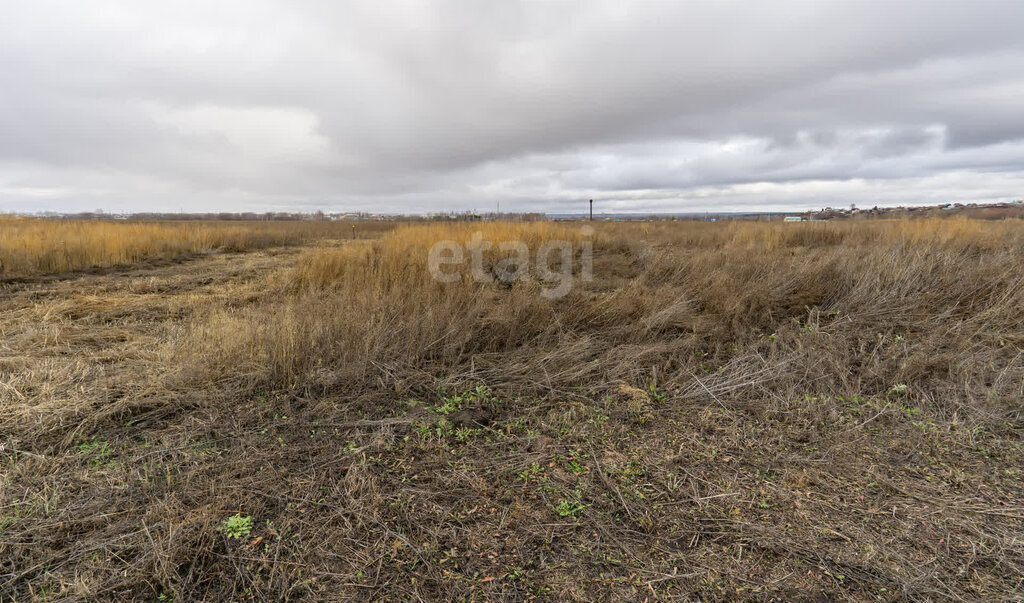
<box><xmin>783</xmin><ymin>216</ymin><xmax>803</xmax><ymax>222</ymax></box>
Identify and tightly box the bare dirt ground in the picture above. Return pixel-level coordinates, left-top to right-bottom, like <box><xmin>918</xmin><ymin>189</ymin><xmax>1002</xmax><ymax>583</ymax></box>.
<box><xmin>2</xmin><ymin>232</ymin><xmax>1023</xmax><ymax>601</ymax></box>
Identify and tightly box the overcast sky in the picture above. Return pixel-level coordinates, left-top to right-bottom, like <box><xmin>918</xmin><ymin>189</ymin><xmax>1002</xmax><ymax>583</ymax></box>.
<box><xmin>2</xmin><ymin>1</ymin><xmax>1023</xmax><ymax>214</ymax></box>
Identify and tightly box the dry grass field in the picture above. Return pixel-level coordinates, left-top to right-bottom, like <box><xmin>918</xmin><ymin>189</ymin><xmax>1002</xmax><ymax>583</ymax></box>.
<box><xmin>0</xmin><ymin>216</ymin><xmax>391</xmax><ymax>276</ymax></box>
<box><xmin>1</xmin><ymin>217</ymin><xmax>1022</xmax><ymax>600</ymax></box>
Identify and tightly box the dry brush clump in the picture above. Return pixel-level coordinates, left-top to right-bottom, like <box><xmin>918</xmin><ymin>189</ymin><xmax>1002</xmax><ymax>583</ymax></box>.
<box><xmin>0</xmin><ymin>216</ymin><xmax>391</xmax><ymax>276</ymax></box>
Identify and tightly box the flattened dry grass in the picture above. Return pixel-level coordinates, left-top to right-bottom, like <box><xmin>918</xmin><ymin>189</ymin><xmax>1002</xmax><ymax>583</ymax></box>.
<box><xmin>1</xmin><ymin>217</ymin><xmax>1022</xmax><ymax>600</ymax></box>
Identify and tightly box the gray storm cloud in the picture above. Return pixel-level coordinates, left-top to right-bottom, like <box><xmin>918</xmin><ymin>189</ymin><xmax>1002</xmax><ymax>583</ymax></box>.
<box><xmin>1</xmin><ymin>0</ymin><xmax>1023</xmax><ymax>213</ymax></box>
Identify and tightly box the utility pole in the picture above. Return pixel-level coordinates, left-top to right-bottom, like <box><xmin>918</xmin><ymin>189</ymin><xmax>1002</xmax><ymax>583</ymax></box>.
<box><xmin>589</xmin><ymin>199</ymin><xmax>593</xmax><ymax>221</ymax></box>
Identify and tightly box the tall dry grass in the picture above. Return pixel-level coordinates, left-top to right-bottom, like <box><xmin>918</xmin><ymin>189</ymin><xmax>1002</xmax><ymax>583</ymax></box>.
<box><xmin>186</xmin><ymin>218</ymin><xmax>1024</xmax><ymax>417</ymax></box>
<box><xmin>192</xmin><ymin>222</ymin><xmax>590</xmax><ymax>386</ymax></box>
<box><xmin>0</xmin><ymin>216</ymin><xmax>391</xmax><ymax>276</ymax></box>
<box><xmin>284</xmin><ymin>221</ymin><xmax>589</xmax><ymax>292</ymax></box>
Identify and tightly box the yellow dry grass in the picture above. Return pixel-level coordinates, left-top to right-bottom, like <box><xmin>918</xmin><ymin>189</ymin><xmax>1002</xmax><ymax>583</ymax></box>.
<box><xmin>187</xmin><ymin>217</ymin><xmax>1024</xmax><ymax>391</ymax></box>
<box><xmin>0</xmin><ymin>216</ymin><xmax>392</xmax><ymax>276</ymax></box>
<box><xmin>285</xmin><ymin>221</ymin><xmax>588</xmax><ymax>292</ymax></box>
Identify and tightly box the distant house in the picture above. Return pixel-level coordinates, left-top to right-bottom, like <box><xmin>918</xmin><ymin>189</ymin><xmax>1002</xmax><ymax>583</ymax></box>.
<box><xmin>783</xmin><ymin>216</ymin><xmax>803</xmax><ymax>222</ymax></box>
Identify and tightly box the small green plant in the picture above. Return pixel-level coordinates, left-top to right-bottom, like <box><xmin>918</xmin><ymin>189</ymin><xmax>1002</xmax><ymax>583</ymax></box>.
<box><xmin>913</xmin><ymin>419</ymin><xmax>937</xmax><ymax>433</ymax></box>
<box><xmin>517</xmin><ymin>462</ymin><xmax>543</xmax><ymax>482</ymax></box>
<box><xmin>254</xmin><ymin>386</ymin><xmax>268</xmax><ymax>404</ymax></box>
<box><xmin>77</xmin><ymin>438</ymin><xmax>112</xmax><ymax>466</ymax></box>
<box><xmin>889</xmin><ymin>383</ymin><xmax>910</xmax><ymax>396</ymax></box>
<box><xmin>435</xmin><ymin>396</ymin><xmax>462</xmax><ymax>415</ymax></box>
<box><xmin>218</xmin><ymin>513</ymin><xmax>253</xmax><ymax>539</ymax></box>
<box><xmin>435</xmin><ymin>385</ymin><xmax>496</xmax><ymax>415</ymax></box>
<box><xmin>77</xmin><ymin>438</ymin><xmax>109</xmax><ymax>456</ymax></box>
<box><xmin>507</xmin><ymin>566</ymin><xmax>527</xmax><ymax>582</ymax></box>
<box><xmin>647</xmin><ymin>382</ymin><xmax>668</xmax><ymax>404</ymax></box>
<box><xmin>434</xmin><ymin>418</ymin><xmax>453</xmax><ymax>438</ymax></box>
<box><xmin>554</xmin><ymin>489</ymin><xmax>588</xmax><ymax>519</ymax></box>
<box><xmin>562</xmin><ymin>449</ymin><xmax>587</xmax><ymax>474</ymax></box>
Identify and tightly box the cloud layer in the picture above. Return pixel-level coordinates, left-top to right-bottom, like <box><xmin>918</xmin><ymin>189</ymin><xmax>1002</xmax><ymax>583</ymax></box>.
<box><xmin>2</xmin><ymin>1</ymin><xmax>1023</xmax><ymax>213</ymax></box>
